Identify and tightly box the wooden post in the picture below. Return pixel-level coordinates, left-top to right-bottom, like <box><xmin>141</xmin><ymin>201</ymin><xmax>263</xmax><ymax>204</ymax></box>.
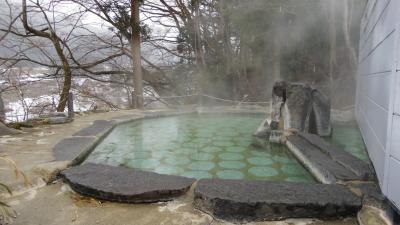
<box><xmin>67</xmin><ymin>92</ymin><xmax>74</xmax><ymax>119</ymax></box>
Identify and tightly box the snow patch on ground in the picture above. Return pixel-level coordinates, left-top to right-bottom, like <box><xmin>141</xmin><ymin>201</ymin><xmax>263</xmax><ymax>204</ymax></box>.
<box><xmin>5</xmin><ymin>95</ymin><xmax>58</xmax><ymax>122</ymax></box>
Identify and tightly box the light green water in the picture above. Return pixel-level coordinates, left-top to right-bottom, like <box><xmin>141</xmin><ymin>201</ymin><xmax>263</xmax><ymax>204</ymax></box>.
<box><xmin>326</xmin><ymin>123</ymin><xmax>369</xmax><ymax>162</ymax></box>
<box><xmin>85</xmin><ymin>114</ymin><xmax>315</xmax><ymax>182</ymax></box>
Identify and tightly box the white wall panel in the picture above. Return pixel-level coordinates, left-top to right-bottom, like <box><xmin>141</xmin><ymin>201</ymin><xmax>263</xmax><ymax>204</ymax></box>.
<box><xmin>356</xmin><ymin>0</ymin><xmax>400</xmax><ymax>197</ymax></box>
<box><xmin>360</xmin><ymin>0</ymin><xmax>397</xmax><ymax>59</ymax></box>
<box><xmin>359</xmin><ymin>31</ymin><xmax>395</xmax><ymax>75</ymax></box>
<box><xmin>360</xmin><ymin>0</ymin><xmax>391</xmax><ymax>48</ymax></box>
<box><xmin>387</xmin><ymin>157</ymin><xmax>400</xmax><ymax>209</ymax></box>
<box><xmin>390</xmin><ymin>116</ymin><xmax>400</xmax><ymax>161</ymax></box>
<box><xmin>357</xmin><ymin>86</ymin><xmax>388</xmax><ymax>152</ymax></box>
<box><xmin>395</xmin><ymin>71</ymin><xmax>400</xmax><ymax>119</ymax></box>
<box><xmin>360</xmin><ymin>72</ymin><xmax>391</xmax><ymax>110</ymax></box>
<box><xmin>356</xmin><ymin>0</ymin><xmax>400</xmax><ymax>205</ymax></box>
<box><xmin>357</xmin><ymin>109</ymin><xmax>386</xmax><ymax>186</ymax></box>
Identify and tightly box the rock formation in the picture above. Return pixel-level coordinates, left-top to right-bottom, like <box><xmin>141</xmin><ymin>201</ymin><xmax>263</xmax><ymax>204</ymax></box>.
<box><xmin>271</xmin><ymin>82</ymin><xmax>331</xmax><ymax>136</ymax></box>
<box><xmin>254</xmin><ymin>82</ymin><xmax>331</xmax><ymax>143</ymax></box>
<box><xmin>253</xmin><ymin>119</ymin><xmax>271</xmax><ymax>139</ymax></box>
<box><xmin>0</xmin><ymin>122</ymin><xmax>21</xmax><ymax>136</ymax></box>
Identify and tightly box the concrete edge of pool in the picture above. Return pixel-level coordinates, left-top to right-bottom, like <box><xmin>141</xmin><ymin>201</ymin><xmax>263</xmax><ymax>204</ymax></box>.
<box><xmin>52</xmin><ymin>108</ymin><xmax>384</xmax><ymax>222</ymax></box>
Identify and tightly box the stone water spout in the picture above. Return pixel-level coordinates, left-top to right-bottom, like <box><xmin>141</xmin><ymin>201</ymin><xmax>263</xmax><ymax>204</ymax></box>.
<box><xmin>254</xmin><ymin>81</ymin><xmax>331</xmax><ymax>142</ymax></box>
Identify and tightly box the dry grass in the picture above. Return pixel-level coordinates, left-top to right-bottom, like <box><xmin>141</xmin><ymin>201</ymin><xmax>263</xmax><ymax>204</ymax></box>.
<box><xmin>0</xmin><ymin>156</ymin><xmax>30</xmax><ymax>223</ymax></box>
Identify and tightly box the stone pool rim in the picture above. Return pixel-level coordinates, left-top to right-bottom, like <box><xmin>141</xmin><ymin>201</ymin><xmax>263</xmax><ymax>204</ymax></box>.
<box><xmin>53</xmin><ymin>108</ymin><xmax>268</xmax><ymax>166</ymax></box>
<box><xmin>55</xmin><ymin>108</ymin><xmax>275</xmax><ymax>204</ymax></box>
<box><xmin>53</xmin><ymin>107</ymin><xmax>376</xmax><ymax>221</ymax></box>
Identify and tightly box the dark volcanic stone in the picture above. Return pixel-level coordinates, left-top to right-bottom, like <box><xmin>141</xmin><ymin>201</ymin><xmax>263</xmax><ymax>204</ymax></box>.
<box><xmin>268</xmin><ymin>82</ymin><xmax>332</xmax><ymax>136</ymax></box>
<box><xmin>61</xmin><ymin>163</ymin><xmax>195</xmax><ymax>203</ymax></box>
<box><xmin>299</xmin><ymin>132</ymin><xmax>374</xmax><ymax>180</ymax></box>
<box><xmin>0</xmin><ymin>122</ymin><xmax>20</xmax><ymax>136</ymax></box>
<box><xmin>73</xmin><ymin>120</ymin><xmax>114</xmax><ymax>137</ymax></box>
<box><xmin>286</xmin><ymin>135</ymin><xmax>360</xmax><ymax>183</ymax></box>
<box><xmin>284</xmin><ymin>83</ymin><xmax>313</xmax><ymax>132</ymax></box>
<box><xmin>311</xmin><ymin>90</ymin><xmax>332</xmax><ymax>136</ymax></box>
<box><xmin>253</xmin><ymin>119</ymin><xmax>271</xmax><ymax>139</ymax></box>
<box><xmin>270</xmin><ymin>82</ymin><xmax>287</xmax><ymax>130</ymax></box>
<box><xmin>194</xmin><ymin>179</ymin><xmax>361</xmax><ymax>222</ymax></box>
<box><xmin>53</xmin><ymin>137</ymin><xmax>96</xmax><ymax>163</ymax></box>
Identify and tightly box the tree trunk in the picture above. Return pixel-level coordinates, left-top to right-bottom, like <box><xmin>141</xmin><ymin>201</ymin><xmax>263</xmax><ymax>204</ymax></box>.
<box><xmin>55</xmin><ymin>37</ymin><xmax>73</xmax><ymax>112</ymax></box>
<box><xmin>0</xmin><ymin>93</ymin><xmax>5</xmax><ymax>122</ymax></box>
<box><xmin>193</xmin><ymin>0</ymin><xmax>205</xmax><ymax>69</ymax></box>
<box><xmin>22</xmin><ymin>0</ymin><xmax>72</xmax><ymax>112</ymax></box>
<box><xmin>130</xmin><ymin>0</ymin><xmax>144</xmax><ymax>109</ymax></box>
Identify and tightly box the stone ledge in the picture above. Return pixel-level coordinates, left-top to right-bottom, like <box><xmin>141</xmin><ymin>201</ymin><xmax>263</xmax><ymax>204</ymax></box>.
<box><xmin>299</xmin><ymin>132</ymin><xmax>374</xmax><ymax>180</ymax></box>
<box><xmin>194</xmin><ymin>179</ymin><xmax>362</xmax><ymax>222</ymax></box>
<box><xmin>53</xmin><ymin>136</ymin><xmax>97</xmax><ymax>164</ymax></box>
<box><xmin>286</xmin><ymin>135</ymin><xmax>361</xmax><ymax>183</ymax></box>
<box><xmin>61</xmin><ymin>163</ymin><xmax>195</xmax><ymax>203</ymax></box>
<box><xmin>72</xmin><ymin>120</ymin><xmax>115</xmax><ymax>137</ymax></box>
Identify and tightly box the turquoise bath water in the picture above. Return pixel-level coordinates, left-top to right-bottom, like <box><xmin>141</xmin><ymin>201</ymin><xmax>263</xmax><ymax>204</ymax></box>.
<box><xmin>85</xmin><ymin>114</ymin><xmax>315</xmax><ymax>182</ymax></box>
<box><xmin>326</xmin><ymin>123</ymin><xmax>369</xmax><ymax>162</ymax></box>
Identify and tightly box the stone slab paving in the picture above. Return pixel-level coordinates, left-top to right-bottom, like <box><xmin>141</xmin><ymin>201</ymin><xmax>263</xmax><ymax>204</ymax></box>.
<box><xmin>61</xmin><ymin>163</ymin><xmax>195</xmax><ymax>203</ymax></box>
<box><xmin>286</xmin><ymin>135</ymin><xmax>361</xmax><ymax>183</ymax></box>
<box><xmin>299</xmin><ymin>132</ymin><xmax>374</xmax><ymax>180</ymax></box>
<box><xmin>72</xmin><ymin>120</ymin><xmax>115</xmax><ymax>137</ymax></box>
<box><xmin>194</xmin><ymin>179</ymin><xmax>362</xmax><ymax>222</ymax></box>
<box><xmin>347</xmin><ymin>182</ymin><xmax>386</xmax><ymax>208</ymax></box>
<box><xmin>53</xmin><ymin>136</ymin><xmax>97</xmax><ymax>163</ymax></box>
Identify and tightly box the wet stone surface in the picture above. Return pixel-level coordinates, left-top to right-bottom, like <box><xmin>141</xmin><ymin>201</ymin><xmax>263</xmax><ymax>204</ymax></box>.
<box><xmin>287</xmin><ymin>135</ymin><xmax>361</xmax><ymax>183</ymax></box>
<box><xmin>194</xmin><ymin>179</ymin><xmax>362</xmax><ymax>222</ymax></box>
<box><xmin>53</xmin><ymin>136</ymin><xmax>96</xmax><ymax>162</ymax></box>
<box><xmin>61</xmin><ymin>163</ymin><xmax>195</xmax><ymax>203</ymax></box>
<box><xmin>348</xmin><ymin>182</ymin><xmax>386</xmax><ymax>207</ymax></box>
<box><xmin>299</xmin><ymin>132</ymin><xmax>374</xmax><ymax>180</ymax></box>
<box><xmin>73</xmin><ymin>120</ymin><xmax>115</xmax><ymax>137</ymax></box>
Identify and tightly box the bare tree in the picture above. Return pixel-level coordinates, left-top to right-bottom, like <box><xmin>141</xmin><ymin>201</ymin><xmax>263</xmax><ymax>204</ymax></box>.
<box><xmin>21</xmin><ymin>0</ymin><xmax>73</xmax><ymax>111</ymax></box>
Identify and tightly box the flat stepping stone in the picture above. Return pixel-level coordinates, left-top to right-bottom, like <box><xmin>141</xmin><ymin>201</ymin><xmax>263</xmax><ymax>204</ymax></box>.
<box><xmin>61</xmin><ymin>163</ymin><xmax>195</xmax><ymax>203</ymax></box>
<box><xmin>286</xmin><ymin>135</ymin><xmax>360</xmax><ymax>183</ymax></box>
<box><xmin>53</xmin><ymin>137</ymin><xmax>96</xmax><ymax>164</ymax></box>
<box><xmin>298</xmin><ymin>133</ymin><xmax>374</xmax><ymax>180</ymax></box>
<box><xmin>194</xmin><ymin>179</ymin><xmax>361</xmax><ymax>222</ymax></box>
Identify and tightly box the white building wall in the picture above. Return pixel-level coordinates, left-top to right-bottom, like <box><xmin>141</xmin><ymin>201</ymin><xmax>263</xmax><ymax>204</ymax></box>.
<box><xmin>356</xmin><ymin>0</ymin><xmax>400</xmax><ymax>209</ymax></box>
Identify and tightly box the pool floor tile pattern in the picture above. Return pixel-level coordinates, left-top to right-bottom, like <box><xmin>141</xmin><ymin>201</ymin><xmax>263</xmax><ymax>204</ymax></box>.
<box><xmin>85</xmin><ymin>115</ymin><xmax>315</xmax><ymax>182</ymax></box>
